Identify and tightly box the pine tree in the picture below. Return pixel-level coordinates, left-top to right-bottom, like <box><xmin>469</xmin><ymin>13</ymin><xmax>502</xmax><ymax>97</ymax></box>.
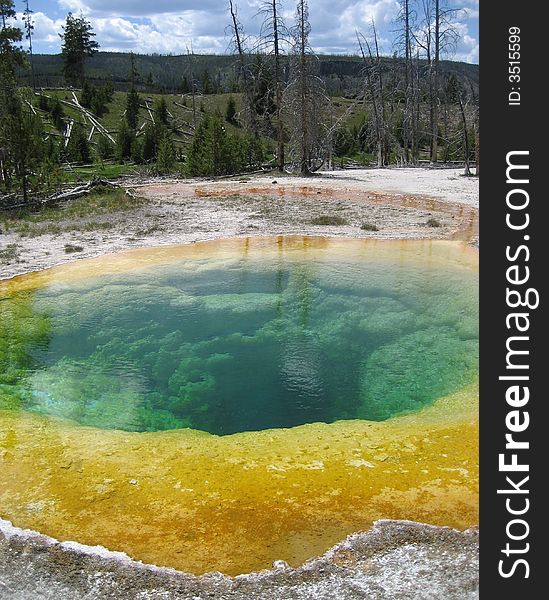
<box><xmin>0</xmin><ymin>1</ymin><xmax>24</xmax><ymax>76</ymax></box>
<box><xmin>116</xmin><ymin>120</ymin><xmax>134</xmax><ymax>161</ymax></box>
<box><xmin>131</xmin><ymin>137</ymin><xmax>143</xmax><ymax>164</ymax></box>
<box><xmin>141</xmin><ymin>124</ymin><xmax>158</xmax><ymax>162</ymax></box>
<box><xmin>59</xmin><ymin>13</ymin><xmax>99</xmax><ymax>87</ymax></box>
<box><xmin>96</xmin><ymin>135</ymin><xmax>114</xmax><ymax>160</ymax></box>
<box><xmin>201</xmin><ymin>69</ymin><xmax>212</xmax><ymax>94</ymax></box>
<box><xmin>1</xmin><ymin>1</ymin><xmax>41</xmax><ymax>199</ymax></box>
<box><xmin>225</xmin><ymin>96</ymin><xmax>238</xmax><ymax>126</ymax></box>
<box><xmin>126</xmin><ymin>88</ymin><xmax>140</xmax><ymax>129</ymax></box>
<box><xmin>65</xmin><ymin>122</ymin><xmax>90</xmax><ymax>164</ymax></box>
<box><xmin>80</xmin><ymin>80</ymin><xmax>93</xmax><ymax>108</ymax></box>
<box><xmin>23</xmin><ymin>0</ymin><xmax>35</xmax><ymax>89</ymax></box>
<box><xmin>155</xmin><ymin>97</ymin><xmax>169</xmax><ymax>127</ymax></box>
<box><xmin>103</xmin><ymin>80</ymin><xmax>114</xmax><ymax>102</ymax></box>
<box><xmin>186</xmin><ymin>113</ymin><xmax>262</xmax><ymax>177</ymax></box>
<box><xmin>156</xmin><ymin>134</ymin><xmax>176</xmax><ymax>174</ymax></box>
<box><xmin>91</xmin><ymin>86</ymin><xmax>108</xmax><ymax>117</ymax></box>
<box><xmin>50</xmin><ymin>98</ymin><xmax>65</xmax><ymax>131</ymax></box>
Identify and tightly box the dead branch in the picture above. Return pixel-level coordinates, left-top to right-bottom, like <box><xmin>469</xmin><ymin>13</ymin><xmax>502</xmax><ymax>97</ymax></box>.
<box><xmin>44</xmin><ymin>179</ymin><xmax>121</xmax><ymax>205</ymax></box>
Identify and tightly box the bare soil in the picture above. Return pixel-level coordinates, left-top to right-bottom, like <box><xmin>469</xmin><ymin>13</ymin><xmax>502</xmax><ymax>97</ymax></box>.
<box><xmin>0</xmin><ymin>168</ymin><xmax>478</xmax><ymax>281</ymax></box>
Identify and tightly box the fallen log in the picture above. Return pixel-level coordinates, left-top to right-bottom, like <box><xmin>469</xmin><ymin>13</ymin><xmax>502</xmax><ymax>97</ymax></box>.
<box><xmin>44</xmin><ymin>179</ymin><xmax>120</xmax><ymax>205</ymax></box>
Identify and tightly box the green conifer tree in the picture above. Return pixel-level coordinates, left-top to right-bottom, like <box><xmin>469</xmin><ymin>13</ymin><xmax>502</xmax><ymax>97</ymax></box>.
<box><xmin>59</xmin><ymin>13</ymin><xmax>99</xmax><ymax>87</ymax></box>
<box><xmin>126</xmin><ymin>88</ymin><xmax>140</xmax><ymax>129</ymax></box>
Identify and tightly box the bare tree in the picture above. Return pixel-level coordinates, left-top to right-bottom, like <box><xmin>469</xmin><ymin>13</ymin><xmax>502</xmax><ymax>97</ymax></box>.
<box><xmin>357</xmin><ymin>25</ymin><xmax>389</xmax><ymax>167</ymax></box>
<box><xmin>227</xmin><ymin>0</ymin><xmax>260</xmax><ymax>137</ymax></box>
<box><xmin>469</xmin><ymin>79</ymin><xmax>479</xmax><ymax>175</ymax></box>
<box><xmin>285</xmin><ymin>0</ymin><xmax>330</xmax><ymax>174</ymax></box>
<box><xmin>415</xmin><ymin>0</ymin><xmax>458</xmax><ymax>163</ymax></box>
<box><xmin>185</xmin><ymin>45</ymin><xmax>199</xmax><ymax>130</ymax></box>
<box><xmin>393</xmin><ymin>0</ymin><xmax>418</xmax><ymax>164</ymax></box>
<box><xmin>256</xmin><ymin>0</ymin><xmax>288</xmax><ymax>171</ymax></box>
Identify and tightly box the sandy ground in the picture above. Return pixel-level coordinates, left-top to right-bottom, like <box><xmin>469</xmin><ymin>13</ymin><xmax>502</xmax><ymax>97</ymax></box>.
<box><xmin>0</xmin><ymin>168</ymin><xmax>479</xmax><ymax>598</ymax></box>
<box><xmin>0</xmin><ymin>168</ymin><xmax>478</xmax><ymax>280</ymax></box>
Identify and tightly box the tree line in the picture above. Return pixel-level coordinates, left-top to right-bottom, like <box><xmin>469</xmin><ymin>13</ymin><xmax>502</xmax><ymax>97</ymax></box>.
<box><xmin>224</xmin><ymin>0</ymin><xmax>478</xmax><ymax>173</ymax></box>
<box><xmin>1</xmin><ymin>0</ymin><xmax>479</xmax><ymax>203</ymax></box>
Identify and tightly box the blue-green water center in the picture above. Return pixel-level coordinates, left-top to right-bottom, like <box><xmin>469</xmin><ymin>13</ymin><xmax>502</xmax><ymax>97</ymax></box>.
<box><xmin>0</xmin><ymin>238</ymin><xmax>478</xmax><ymax>435</ymax></box>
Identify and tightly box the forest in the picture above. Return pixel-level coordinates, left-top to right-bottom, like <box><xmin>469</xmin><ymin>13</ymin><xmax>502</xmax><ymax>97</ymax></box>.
<box><xmin>1</xmin><ymin>0</ymin><xmax>479</xmax><ymax>205</ymax></box>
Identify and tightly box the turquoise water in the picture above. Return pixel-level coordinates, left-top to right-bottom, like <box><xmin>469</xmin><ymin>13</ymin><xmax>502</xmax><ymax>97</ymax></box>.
<box><xmin>0</xmin><ymin>240</ymin><xmax>479</xmax><ymax>435</ymax></box>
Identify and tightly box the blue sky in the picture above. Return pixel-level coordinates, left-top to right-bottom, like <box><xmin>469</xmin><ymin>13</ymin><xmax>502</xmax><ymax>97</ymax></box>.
<box><xmin>12</xmin><ymin>0</ymin><xmax>479</xmax><ymax>62</ymax></box>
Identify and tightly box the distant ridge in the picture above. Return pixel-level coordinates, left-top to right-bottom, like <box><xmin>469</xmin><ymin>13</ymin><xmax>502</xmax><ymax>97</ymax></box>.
<box><xmin>18</xmin><ymin>51</ymin><xmax>479</xmax><ymax>96</ymax></box>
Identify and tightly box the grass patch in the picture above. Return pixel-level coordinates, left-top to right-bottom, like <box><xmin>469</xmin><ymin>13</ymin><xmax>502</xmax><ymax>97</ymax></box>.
<box><xmin>6</xmin><ymin>221</ymin><xmax>114</xmax><ymax>237</ymax></box>
<box><xmin>360</xmin><ymin>222</ymin><xmax>379</xmax><ymax>231</ymax></box>
<box><xmin>311</xmin><ymin>215</ymin><xmax>348</xmax><ymax>226</ymax></box>
<box><xmin>426</xmin><ymin>218</ymin><xmax>442</xmax><ymax>228</ymax></box>
<box><xmin>64</xmin><ymin>244</ymin><xmax>84</xmax><ymax>253</ymax></box>
<box><xmin>14</xmin><ymin>223</ymin><xmax>62</xmax><ymax>237</ymax></box>
<box><xmin>82</xmin><ymin>221</ymin><xmax>115</xmax><ymax>232</ymax></box>
<box><xmin>0</xmin><ymin>188</ymin><xmax>144</xmax><ymax>237</ymax></box>
<box><xmin>0</xmin><ymin>243</ymin><xmax>20</xmax><ymax>264</ymax></box>
<box><xmin>133</xmin><ymin>224</ymin><xmax>163</xmax><ymax>237</ymax></box>
<box><xmin>1</xmin><ymin>188</ymin><xmax>144</xmax><ymax>226</ymax></box>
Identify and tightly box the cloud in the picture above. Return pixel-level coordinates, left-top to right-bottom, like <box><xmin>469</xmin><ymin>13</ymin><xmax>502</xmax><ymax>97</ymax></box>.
<box><xmin>93</xmin><ymin>15</ymin><xmax>226</xmax><ymax>54</ymax></box>
<box><xmin>449</xmin><ymin>18</ymin><xmax>480</xmax><ymax>64</ymax></box>
<box><xmin>454</xmin><ymin>33</ymin><xmax>479</xmax><ymax>63</ymax></box>
<box><xmin>16</xmin><ymin>12</ymin><xmax>66</xmax><ymax>47</ymax></box>
<box><xmin>23</xmin><ymin>0</ymin><xmax>477</xmax><ymax>62</ymax></box>
<box><xmin>58</xmin><ymin>0</ymin><xmax>225</xmax><ymax>18</ymax></box>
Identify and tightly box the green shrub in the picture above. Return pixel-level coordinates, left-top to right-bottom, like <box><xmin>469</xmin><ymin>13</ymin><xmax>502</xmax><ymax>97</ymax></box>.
<box><xmin>226</xmin><ymin>96</ymin><xmax>238</xmax><ymax>126</ymax></box>
<box><xmin>64</xmin><ymin>244</ymin><xmax>84</xmax><ymax>253</ymax></box>
<box><xmin>311</xmin><ymin>215</ymin><xmax>348</xmax><ymax>226</ymax></box>
<box><xmin>116</xmin><ymin>120</ymin><xmax>134</xmax><ymax>161</ymax></box>
<box><xmin>186</xmin><ymin>114</ymin><xmax>264</xmax><ymax>177</ymax></box>
<box><xmin>96</xmin><ymin>135</ymin><xmax>114</xmax><ymax>160</ymax></box>
<box><xmin>156</xmin><ymin>134</ymin><xmax>177</xmax><ymax>174</ymax></box>
<box><xmin>65</xmin><ymin>123</ymin><xmax>91</xmax><ymax>164</ymax></box>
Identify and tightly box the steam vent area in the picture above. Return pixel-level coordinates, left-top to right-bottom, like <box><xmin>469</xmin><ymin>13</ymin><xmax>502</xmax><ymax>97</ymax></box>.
<box><xmin>0</xmin><ymin>236</ymin><xmax>478</xmax><ymax>576</ymax></box>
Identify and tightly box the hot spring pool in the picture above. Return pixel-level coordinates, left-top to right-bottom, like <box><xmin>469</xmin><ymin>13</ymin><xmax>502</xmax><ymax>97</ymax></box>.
<box><xmin>0</xmin><ymin>237</ymin><xmax>479</xmax><ymax>575</ymax></box>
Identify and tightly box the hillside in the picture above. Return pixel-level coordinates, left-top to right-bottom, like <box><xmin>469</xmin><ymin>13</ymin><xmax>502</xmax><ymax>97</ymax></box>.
<box><xmin>18</xmin><ymin>52</ymin><xmax>479</xmax><ymax>97</ymax></box>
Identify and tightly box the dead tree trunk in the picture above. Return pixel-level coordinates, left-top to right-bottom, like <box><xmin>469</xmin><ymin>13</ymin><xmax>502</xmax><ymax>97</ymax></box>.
<box><xmin>474</xmin><ymin>117</ymin><xmax>479</xmax><ymax>175</ymax></box>
<box><xmin>228</xmin><ymin>1</ymin><xmax>259</xmax><ymax>137</ymax></box>
<box><xmin>357</xmin><ymin>31</ymin><xmax>384</xmax><ymax>167</ymax></box>
<box><xmin>187</xmin><ymin>46</ymin><xmax>198</xmax><ymax>130</ymax></box>
<box><xmin>257</xmin><ymin>1</ymin><xmax>287</xmax><ymax>172</ymax></box>
<box><xmin>285</xmin><ymin>0</ymin><xmax>329</xmax><ymax>174</ymax></box>
<box><xmin>397</xmin><ymin>0</ymin><xmax>413</xmax><ymax>164</ymax></box>
<box><xmin>457</xmin><ymin>91</ymin><xmax>470</xmax><ymax>175</ymax></box>
<box><xmin>298</xmin><ymin>1</ymin><xmax>310</xmax><ymax>175</ymax></box>
<box><xmin>431</xmin><ymin>0</ymin><xmax>440</xmax><ymax>163</ymax></box>
<box><xmin>272</xmin><ymin>0</ymin><xmax>285</xmax><ymax>172</ymax></box>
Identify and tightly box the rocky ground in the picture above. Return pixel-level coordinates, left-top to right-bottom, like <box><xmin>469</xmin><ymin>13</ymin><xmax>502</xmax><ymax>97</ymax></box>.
<box><xmin>0</xmin><ymin>519</ymin><xmax>478</xmax><ymax>600</ymax></box>
<box><xmin>0</xmin><ymin>167</ymin><xmax>479</xmax><ymax>598</ymax></box>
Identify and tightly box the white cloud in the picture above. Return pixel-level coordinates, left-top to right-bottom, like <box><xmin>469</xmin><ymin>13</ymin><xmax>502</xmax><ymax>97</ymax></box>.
<box><xmin>22</xmin><ymin>0</ymin><xmax>477</xmax><ymax>62</ymax></box>
<box><xmin>16</xmin><ymin>12</ymin><xmax>66</xmax><ymax>46</ymax></box>
<box><xmin>58</xmin><ymin>0</ymin><xmax>224</xmax><ymax>18</ymax></box>
<box><xmin>454</xmin><ymin>33</ymin><xmax>479</xmax><ymax>63</ymax></box>
<box><xmin>58</xmin><ymin>0</ymin><xmax>90</xmax><ymax>15</ymax></box>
